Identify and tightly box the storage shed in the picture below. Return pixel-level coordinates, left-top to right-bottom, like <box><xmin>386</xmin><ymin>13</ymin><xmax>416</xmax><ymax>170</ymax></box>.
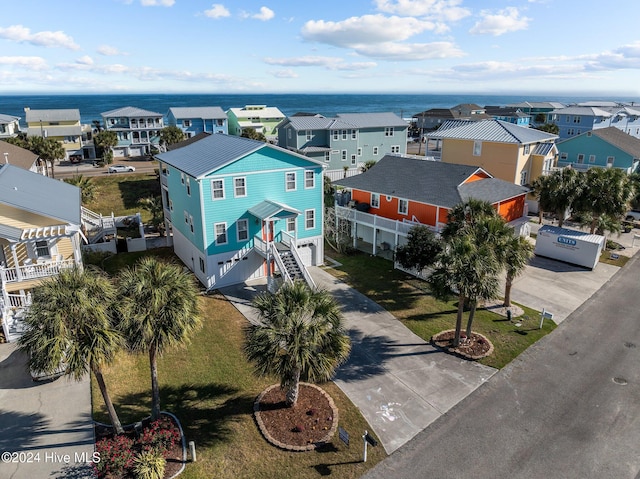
<box><xmin>534</xmin><ymin>225</ymin><xmax>605</xmax><ymax>270</ymax></box>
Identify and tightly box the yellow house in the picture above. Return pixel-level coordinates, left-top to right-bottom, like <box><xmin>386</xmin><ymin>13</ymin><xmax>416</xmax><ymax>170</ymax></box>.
<box><xmin>24</xmin><ymin>107</ymin><xmax>85</xmax><ymax>161</ymax></box>
<box><xmin>428</xmin><ymin>119</ymin><xmax>558</xmax><ymax>187</ymax></box>
<box><xmin>0</xmin><ymin>165</ymin><xmax>83</xmax><ymax>342</ymax></box>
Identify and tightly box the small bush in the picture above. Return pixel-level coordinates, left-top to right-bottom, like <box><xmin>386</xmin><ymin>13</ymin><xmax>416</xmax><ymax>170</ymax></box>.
<box><xmin>94</xmin><ymin>434</ymin><xmax>135</xmax><ymax>478</ymax></box>
<box><xmin>138</xmin><ymin>417</ymin><xmax>181</xmax><ymax>455</ymax></box>
<box><xmin>133</xmin><ymin>450</ymin><xmax>166</xmax><ymax>479</ymax></box>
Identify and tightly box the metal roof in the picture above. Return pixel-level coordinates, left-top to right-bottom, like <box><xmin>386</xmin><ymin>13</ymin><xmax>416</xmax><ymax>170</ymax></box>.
<box><xmin>0</xmin><ymin>164</ymin><xmax>80</xmax><ymax>225</ymax></box>
<box><xmin>427</xmin><ymin>119</ymin><xmax>557</xmax><ymax>144</ymax></box>
<box><xmin>549</xmin><ymin>106</ymin><xmax>613</xmax><ymax>117</ymax></box>
<box><xmin>156</xmin><ymin>132</ymin><xmax>322</xmax><ymax>179</ymax></box>
<box><xmin>24</xmin><ymin>109</ymin><xmax>80</xmax><ymax>122</ymax></box>
<box><xmin>101</xmin><ymin>106</ymin><xmax>162</xmax><ymax>117</ymax></box>
<box><xmin>336</xmin><ymin>112</ymin><xmax>409</xmax><ymax>128</ymax></box>
<box><xmin>248</xmin><ymin>200</ymin><xmax>300</xmax><ymax>220</ymax></box>
<box><xmin>334</xmin><ymin>155</ymin><xmax>528</xmax><ymax>209</ymax></box>
<box><xmin>557</xmin><ymin>126</ymin><xmax>640</xmax><ymax>157</ymax></box>
<box><xmin>168</xmin><ymin>106</ymin><xmax>226</xmax><ymax>119</ymax></box>
<box><xmin>0</xmin><ymin>114</ymin><xmax>20</xmax><ymax>123</ymax></box>
<box><xmin>532</xmin><ymin>142</ymin><xmax>555</xmax><ymax>156</ymax></box>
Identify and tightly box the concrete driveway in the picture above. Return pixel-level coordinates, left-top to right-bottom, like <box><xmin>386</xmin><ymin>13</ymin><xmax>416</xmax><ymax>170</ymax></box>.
<box><xmin>0</xmin><ymin>343</ymin><xmax>94</xmax><ymax>479</ymax></box>
<box><xmin>221</xmin><ymin>267</ymin><xmax>497</xmax><ymax>454</ymax></box>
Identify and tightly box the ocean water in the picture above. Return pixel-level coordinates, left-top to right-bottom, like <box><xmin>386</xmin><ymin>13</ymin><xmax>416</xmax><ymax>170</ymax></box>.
<box><xmin>1</xmin><ymin>92</ymin><xmax>636</xmax><ymax>127</ymax></box>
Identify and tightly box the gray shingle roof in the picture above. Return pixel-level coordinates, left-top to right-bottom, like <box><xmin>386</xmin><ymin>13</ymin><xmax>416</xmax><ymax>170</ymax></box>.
<box><xmin>156</xmin><ymin>133</ymin><xmax>322</xmax><ymax>179</ymax></box>
<box><xmin>557</xmin><ymin>126</ymin><xmax>640</xmax><ymax>157</ymax></box>
<box><xmin>0</xmin><ymin>164</ymin><xmax>80</xmax><ymax>224</ymax></box>
<box><xmin>24</xmin><ymin>109</ymin><xmax>80</xmax><ymax>122</ymax></box>
<box><xmin>0</xmin><ymin>140</ymin><xmax>39</xmax><ymax>170</ymax></box>
<box><xmin>427</xmin><ymin>119</ymin><xmax>557</xmax><ymax>144</ymax></box>
<box><xmin>101</xmin><ymin>106</ymin><xmax>162</xmax><ymax>117</ymax></box>
<box><xmin>168</xmin><ymin>107</ymin><xmax>226</xmax><ymax>119</ymax></box>
<box><xmin>333</xmin><ymin>155</ymin><xmax>528</xmax><ymax>208</ymax></box>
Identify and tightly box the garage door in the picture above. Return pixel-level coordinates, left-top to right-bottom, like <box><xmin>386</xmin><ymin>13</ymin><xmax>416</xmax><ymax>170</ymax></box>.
<box><xmin>296</xmin><ymin>243</ymin><xmax>314</xmax><ymax>266</ymax></box>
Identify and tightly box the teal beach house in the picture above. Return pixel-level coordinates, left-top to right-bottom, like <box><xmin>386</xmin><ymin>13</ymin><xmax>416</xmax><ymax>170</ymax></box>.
<box><xmin>156</xmin><ymin>134</ymin><xmax>325</xmax><ymax>290</ymax></box>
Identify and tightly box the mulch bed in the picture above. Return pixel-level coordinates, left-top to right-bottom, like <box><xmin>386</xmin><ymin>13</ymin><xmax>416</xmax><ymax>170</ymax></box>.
<box><xmin>94</xmin><ymin>413</ymin><xmax>184</xmax><ymax>479</ymax></box>
<box><xmin>254</xmin><ymin>383</ymin><xmax>338</xmax><ymax>451</ymax></box>
<box><xmin>432</xmin><ymin>329</ymin><xmax>494</xmax><ymax>360</ymax></box>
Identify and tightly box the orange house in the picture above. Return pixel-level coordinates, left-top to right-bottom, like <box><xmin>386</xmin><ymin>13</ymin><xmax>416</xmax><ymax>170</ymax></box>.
<box><xmin>334</xmin><ymin>155</ymin><xmax>529</xmax><ymax>254</ymax></box>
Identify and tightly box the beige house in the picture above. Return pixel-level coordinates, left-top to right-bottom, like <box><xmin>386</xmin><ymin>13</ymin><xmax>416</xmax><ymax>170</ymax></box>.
<box><xmin>428</xmin><ymin>119</ymin><xmax>558</xmax><ymax>187</ymax></box>
<box><xmin>24</xmin><ymin>108</ymin><xmax>87</xmax><ymax>161</ymax></box>
<box><xmin>0</xmin><ymin>165</ymin><xmax>83</xmax><ymax>342</ymax></box>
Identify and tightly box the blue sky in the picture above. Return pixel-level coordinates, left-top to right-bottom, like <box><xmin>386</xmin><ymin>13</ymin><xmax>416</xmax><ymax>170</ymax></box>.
<box><xmin>1</xmin><ymin>0</ymin><xmax>640</xmax><ymax>95</ymax></box>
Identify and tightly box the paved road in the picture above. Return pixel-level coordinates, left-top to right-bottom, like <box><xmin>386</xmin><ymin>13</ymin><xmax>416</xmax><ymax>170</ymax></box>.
<box><xmin>53</xmin><ymin>158</ymin><xmax>158</xmax><ymax>179</ymax></box>
<box><xmin>363</xmin><ymin>252</ymin><xmax>640</xmax><ymax>479</ymax></box>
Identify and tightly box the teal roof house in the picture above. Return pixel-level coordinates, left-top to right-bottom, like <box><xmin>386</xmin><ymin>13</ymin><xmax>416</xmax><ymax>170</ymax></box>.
<box><xmin>277</xmin><ymin>112</ymin><xmax>408</xmax><ymax>180</ymax></box>
<box><xmin>156</xmin><ymin>134</ymin><xmax>325</xmax><ymax>290</ymax></box>
<box><xmin>167</xmin><ymin>106</ymin><xmax>228</xmax><ymax>137</ymax></box>
<box><xmin>101</xmin><ymin>106</ymin><xmax>164</xmax><ymax>158</ymax></box>
<box><xmin>556</xmin><ymin>127</ymin><xmax>640</xmax><ymax>174</ymax></box>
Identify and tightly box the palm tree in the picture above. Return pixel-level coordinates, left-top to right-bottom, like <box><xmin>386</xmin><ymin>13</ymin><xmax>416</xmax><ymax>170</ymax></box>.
<box><xmin>17</xmin><ymin>267</ymin><xmax>124</xmax><ymax>434</ymax></box>
<box><xmin>141</xmin><ymin>196</ymin><xmax>165</xmax><ymax>236</ymax></box>
<box><xmin>159</xmin><ymin>125</ymin><xmax>185</xmax><ymax>148</ymax></box>
<box><xmin>244</xmin><ymin>281</ymin><xmax>351</xmax><ymax>407</ymax></box>
<box><xmin>117</xmin><ymin>257</ymin><xmax>201</xmax><ymax>420</ymax></box>
<box><xmin>440</xmin><ymin>198</ymin><xmax>497</xmax><ymax>241</ymax></box>
<box><xmin>64</xmin><ymin>174</ymin><xmax>97</xmax><ymax>203</ymax></box>
<box><xmin>532</xmin><ymin>168</ymin><xmax>583</xmax><ymax>227</ymax></box>
<box><xmin>503</xmin><ymin>235</ymin><xmax>534</xmax><ymax>307</ymax></box>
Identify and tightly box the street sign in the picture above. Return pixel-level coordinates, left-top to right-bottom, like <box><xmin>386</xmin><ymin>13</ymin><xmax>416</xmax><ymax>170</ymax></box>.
<box><xmin>338</xmin><ymin>427</ymin><xmax>349</xmax><ymax>447</ymax></box>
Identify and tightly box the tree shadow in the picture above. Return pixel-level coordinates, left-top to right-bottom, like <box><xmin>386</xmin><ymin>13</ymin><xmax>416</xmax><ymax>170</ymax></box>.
<box><xmin>50</xmin><ymin>463</ymin><xmax>94</xmax><ymax>479</ymax></box>
<box><xmin>112</xmin><ymin>383</ymin><xmax>253</xmax><ymax>448</ymax></box>
<box><xmin>0</xmin><ymin>409</ymin><xmax>50</xmax><ymax>452</ymax></box>
<box><xmin>116</xmin><ymin>178</ymin><xmax>161</xmax><ymax>209</ymax></box>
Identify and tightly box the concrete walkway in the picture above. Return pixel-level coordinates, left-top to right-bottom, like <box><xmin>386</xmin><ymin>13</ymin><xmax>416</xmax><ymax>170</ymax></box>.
<box><xmin>221</xmin><ymin>267</ymin><xmax>497</xmax><ymax>454</ymax></box>
<box><xmin>0</xmin><ymin>343</ymin><xmax>95</xmax><ymax>479</ymax></box>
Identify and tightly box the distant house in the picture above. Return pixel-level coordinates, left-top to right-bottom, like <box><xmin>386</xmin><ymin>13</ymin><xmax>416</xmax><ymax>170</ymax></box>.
<box><xmin>483</xmin><ymin>106</ymin><xmax>531</xmax><ymax>126</ymax></box>
<box><xmin>167</xmin><ymin>106</ymin><xmax>228</xmax><ymax>137</ymax></box>
<box><xmin>556</xmin><ymin>127</ymin><xmax>640</xmax><ymax>174</ymax></box>
<box><xmin>333</xmin><ymin>156</ymin><xmax>530</xmax><ymax>256</ymax></box>
<box><xmin>0</xmin><ymin>164</ymin><xmax>83</xmax><ymax>342</ymax></box>
<box><xmin>101</xmin><ymin>106</ymin><xmax>164</xmax><ymax>158</ymax></box>
<box><xmin>413</xmin><ymin>103</ymin><xmax>490</xmax><ymax>132</ymax></box>
<box><xmin>427</xmin><ymin>119</ymin><xmax>558</xmax><ymax>187</ymax></box>
<box><xmin>0</xmin><ymin>140</ymin><xmax>46</xmax><ymax>176</ymax></box>
<box><xmin>227</xmin><ymin>105</ymin><xmax>285</xmax><ymax>141</ymax></box>
<box><xmin>506</xmin><ymin>101</ymin><xmax>565</xmax><ymax>126</ymax></box>
<box><xmin>0</xmin><ymin>114</ymin><xmax>21</xmax><ymax>138</ymax></box>
<box><xmin>24</xmin><ymin>108</ymin><xmax>90</xmax><ymax>161</ymax></box>
<box><xmin>548</xmin><ymin>104</ymin><xmax>640</xmax><ymax>140</ymax></box>
<box><xmin>156</xmin><ymin>133</ymin><xmax>325</xmax><ymax>290</ymax></box>
<box><xmin>277</xmin><ymin>112</ymin><xmax>408</xmax><ymax>179</ymax></box>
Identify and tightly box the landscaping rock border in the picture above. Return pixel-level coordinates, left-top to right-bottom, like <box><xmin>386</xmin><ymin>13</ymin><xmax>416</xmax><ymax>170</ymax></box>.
<box><xmin>431</xmin><ymin>329</ymin><xmax>495</xmax><ymax>360</ymax></box>
<box><xmin>253</xmin><ymin>383</ymin><xmax>339</xmax><ymax>452</ymax></box>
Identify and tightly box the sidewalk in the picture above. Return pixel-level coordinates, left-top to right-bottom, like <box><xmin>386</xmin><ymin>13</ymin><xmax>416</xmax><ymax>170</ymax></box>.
<box><xmin>221</xmin><ymin>267</ymin><xmax>497</xmax><ymax>454</ymax></box>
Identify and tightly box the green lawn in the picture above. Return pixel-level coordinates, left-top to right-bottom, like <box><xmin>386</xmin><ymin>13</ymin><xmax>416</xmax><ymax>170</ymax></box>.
<box><xmin>83</xmin><ymin>172</ymin><xmax>161</xmax><ymax>223</ymax></box>
<box><xmin>325</xmin><ymin>250</ymin><xmax>556</xmax><ymax>369</ymax></box>
<box><xmin>89</xmin><ymin>250</ymin><xmax>385</xmax><ymax>479</ymax></box>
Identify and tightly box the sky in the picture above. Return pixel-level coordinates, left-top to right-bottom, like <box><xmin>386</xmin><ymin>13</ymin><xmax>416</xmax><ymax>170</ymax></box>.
<box><xmin>1</xmin><ymin>0</ymin><xmax>640</xmax><ymax>96</ymax></box>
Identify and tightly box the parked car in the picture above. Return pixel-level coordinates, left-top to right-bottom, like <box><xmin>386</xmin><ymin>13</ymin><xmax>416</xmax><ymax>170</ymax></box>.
<box><xmin>108</xmin><ymin>164</ymin><xmax>136</xmax><ymax>173</ymax></box>
<box><xmin>625</xmin><ymin>210</ymin><xmax>640</xmax><ymax>222</ymax></box>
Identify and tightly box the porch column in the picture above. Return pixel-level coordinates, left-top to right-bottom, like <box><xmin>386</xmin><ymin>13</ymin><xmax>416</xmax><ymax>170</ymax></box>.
<box><xmin>10</xmin><ymin>244</ymin><xmax>22</xmax><ymax>282</ymax></box>
<box><xmin>372</xmin><ymin>216</ymin><xmax>378</xmax><ymax>256</ymax></box>
<box><xmin>70</xmin><ymin>234</ymin><xmax>82</xmax><ymax>267</ymax></box>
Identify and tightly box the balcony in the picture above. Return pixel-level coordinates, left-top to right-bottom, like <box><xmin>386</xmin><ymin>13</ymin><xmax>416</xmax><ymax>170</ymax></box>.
<box><xmin>1</xmin><ymin>258</ymin><xmax>76</xmax><ymax>284</ymax></box>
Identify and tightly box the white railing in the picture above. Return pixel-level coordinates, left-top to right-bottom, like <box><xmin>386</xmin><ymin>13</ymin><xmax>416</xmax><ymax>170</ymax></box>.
<box><xmin>325</xmin><ymin>168</ymin><xmax>361</xmax><ymax>182</ymax></box>
<box><xmin>0</xmin><ymin>259</ymin><xmax>75</xmax><ymax>283</ymax></box>
<box><xmin>335</xmin><ymin>205</ymin><xmax>435</xmax><ymax>236</ymax></box>
<box><xmin>270</xmin><ymin>245</ymin><xmax>293</xmax><ymax>284</ymax></box>
<box><xmin>253</xmin><ymin>235</ymin><xmax>268</xmax><ymax>256</ymax></box>
<box><xmin>6</xmin><ymin>293</ymin><xmax>31</xmax><ymax>308</ymax></box>
<box><xmin>279</xmin><ymin>231</ymin><xmax>315</xmax><ymax>288</ymax></box>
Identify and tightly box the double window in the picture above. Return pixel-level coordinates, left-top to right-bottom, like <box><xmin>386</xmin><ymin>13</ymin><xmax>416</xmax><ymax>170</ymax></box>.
<box><xmin>385</xmin><ymin>127</ymin><xmax>394</xmax><ymax>137</ymax></box>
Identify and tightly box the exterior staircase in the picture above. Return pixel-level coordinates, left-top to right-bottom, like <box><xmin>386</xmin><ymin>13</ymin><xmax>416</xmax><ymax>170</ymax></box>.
<box><xmin>81</xmin><ymin>207</ymin><xmax>116</xmax><ymax>243</ymax></box>
<box><xmin>278</xmin><ymin>248</ymin><xmax>305</xmax><ymax>281</ymax></box>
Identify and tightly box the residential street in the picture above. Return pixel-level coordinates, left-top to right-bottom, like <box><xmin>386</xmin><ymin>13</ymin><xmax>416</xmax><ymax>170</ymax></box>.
<box><xmin>363</xmin><ymin>253</ymin><xmax>640</xmax><ymax>479</ymax></box>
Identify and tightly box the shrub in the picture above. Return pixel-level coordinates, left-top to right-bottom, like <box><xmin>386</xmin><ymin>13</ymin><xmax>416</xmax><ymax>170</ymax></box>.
<box><xmin>133</xmin><ymin>450</ymin><xmax>166</xmax><ymax>479</ymax></box>
<box><xmin>94</xmin><ymin>434</ymin><xmax>136</xmax><ymax>478</ymax></box>
<box><xmin>138</xmin><ymin>417</ymin><xmax>181</xmax><ymax>456</ymax></box>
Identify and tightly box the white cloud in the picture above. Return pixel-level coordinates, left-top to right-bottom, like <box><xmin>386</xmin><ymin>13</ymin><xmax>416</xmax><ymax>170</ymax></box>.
<box><xmin>0</xmin><ymin>56</ymin><xmax>48</xmax><ymax>70</ymax></box>
<box><xmin>302</xmin><ymin>14</ymin><xmax>436</xmax><ymax>47</ymax></box>
<box><xmin>374</xmin><ymin>0</ymin><xmax>471</xmax><ymax>22</ymax></box>
<box><xmin>0</xmin><ymin>25</ymin><xmax>79</xmax><ymax>50</ymax></box>
<box><xmin>469</xmin><ymin>7</ymin><xmax>530</xmax><ymax>36</ymax></box>
<box><xmin>355</xmin><ymin>41</ymin><xmax>464</xmax><ymax>60</ymax></box>
<box><xmin>253</xmin><ymin>6</ymin><xmax>275</xmax><ymax>21</ymax></box>
<box><xmin>97</xmin><ymin>45</ymin><xmax>127</xmax><ymax>56</ymax></box>
<box><xmin>264</xmin><ymin>55</ymin><xmax>377</xmax><ymax>71</ymax></box>
<box><xmin>140</xmin><ymin>0</ymin><xmax>175</xmax><ymax>6</ymax></box>
<box><xmin>204</xmin><ymin>4</ymin><xmax>231</xmax><ymax>19</ymax></box>
<box><xmin>76</xmin><ymin>55</ymin><xmax>94</xmax><ymax>65</ymax></box>
<box><xmin>271</xmin><ymin>69</ymin><xmax>298</xmax><ymax>78</ymax></box>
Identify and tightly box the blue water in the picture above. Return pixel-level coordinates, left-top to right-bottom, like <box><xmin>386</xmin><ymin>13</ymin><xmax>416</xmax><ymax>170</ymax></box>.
<box><xmin>1</xmin><ymin>93</ymin><xmax>637</xmax><ymax>127</ymax></box>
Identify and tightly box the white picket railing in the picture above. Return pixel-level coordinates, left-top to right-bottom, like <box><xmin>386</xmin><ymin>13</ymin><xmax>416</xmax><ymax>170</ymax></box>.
<box><xmin>0</xmin><ymin>259</ymin><xmax>75</xmax><ymax>283</ymax></box>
